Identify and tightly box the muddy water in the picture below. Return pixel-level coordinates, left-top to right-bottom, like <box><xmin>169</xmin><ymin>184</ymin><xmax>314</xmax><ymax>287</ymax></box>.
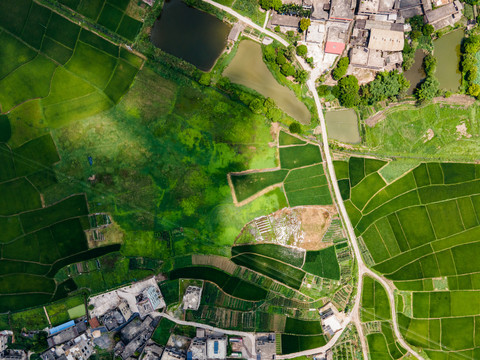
<box><xmin>404</xmin><ymin>49</ymin><xmax>426</xmax><ymax>95</ymax></box>
<box><xmin>223</xmin><ymin>40</ymin><xmax>311</xmax><ymax>124</ymax></box>
<box><xmin>434</xmin><ymin>29</ymin><xmax>464</xmax><ymax>92</ymax></box>
<box><xmin>325</xmin><ymin>109</ymin><xmax>360</xmax><ymax>144</ymax></box>
<box><xmin>150</xmin><ymin>0</ymin><xmax>231</xmax><ymax>71</ymax></box>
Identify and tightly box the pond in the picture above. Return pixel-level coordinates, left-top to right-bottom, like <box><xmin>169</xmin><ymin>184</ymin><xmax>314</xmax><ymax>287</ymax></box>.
<box><xmin>150</xmin><ymin>0</ymin><xmax>231</xmax><ymax>71</ymax></box>
<box><xmin>403</xmin><ymin>49</ymin><xmax>426</xmax><ymax>95</ymax></box>
<box><xmin>223</xmin><ymin>40</ymin><xmax>311</xmax><ymax>124</ymax></box>
<box><xmin>434</xmin><ymin>29</ymin><xmax>464</xmax><ymax>92</ymax></box>
<box><xmin>325</xmin><ymin>109</ymin><xmax>360</xmax><ymax>144</ymax></box>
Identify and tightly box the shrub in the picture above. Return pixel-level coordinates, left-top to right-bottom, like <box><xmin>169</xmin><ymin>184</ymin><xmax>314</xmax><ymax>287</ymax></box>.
<box><xmin>295</xmin><ymin>69</ymin><xmax>308</xmax><ymax>83</ymax></box>
<box><xmin>264</xmin><ymin>45</ymin><xmax>276</xmax><ymax>62</ymax></box>
<box><xmin>249</xmin><ymin>98</ymin><xmax>265</xmax><ymax>114</ymax></box>
<box><xmin>281</xmin><ymin>63</ymin><xmax>296</xmax><ymax>77</ymax></box>
<box><xmin>332</xmin><ymin>57</ymin><xmax>349</xmax><ymax>80</ymax></box>
<box><xmin>299</xmin><ymin>18</ymin><xmax>311</xmax><ymax>32</ymax></box>
<box><xmin>422</xmin><ymin>24</ymin><xmax>434</xmax><ymax>36</ymax></box>
<box><xmin>276</xmin><ymin>53</ymin><xmax>287</xmax><ymax>65</ymax></box>
<box><xmin>423</xmin><ymin>54</ymin><xmax>437</xmax><ymax>76</ymax></box>
<box><xmin>274</xmin><ymin>25</ymin><xmax>280</xmax><ymax>32</ymax></box>
<box><xmin>259</xmin><ymin>0</ymin><xmax>282</xmax><ymax>10</ymax></box>
<box><xmin>289</xmin><ymin>122</ymin><xmax>301</xmax><ymax>133</ymax></box>
<box><xmin>296</xmin><ymin>45</ymin><xmax>308</xmax><ymax>57</ymax></box>
<box><xmin>198</xmin><ymin>73</ymin><xmax>211</xmax><ymax>86</ymax></box>
<box><xmin>317</xmin><ymin>85</ymin><xmax>331</xmax><ymax>97</ymax></box>
<box><xmin>467</xmin><ymin>84</ymin><xmax>480</xmax><ymax>97</ymax></box>
<box><xmin>337</xmin><ymin>75</ymin><xmax>360</xmax><ymax>107</ymax></box>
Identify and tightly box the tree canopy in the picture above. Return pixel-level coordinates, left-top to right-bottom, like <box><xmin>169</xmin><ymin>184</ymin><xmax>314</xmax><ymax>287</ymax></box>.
<box><xmin>415</xmin><ymin>76</ymin><xmax>439</xmax><ymax>101</ymax></box>
<box><xmin>296</xmin><ymin>45</ymin><xmax>308</xmax><ymax>57</ymax></box>
<box><xmin>332</xmin><ymin>57</ymin><xmax>349</xmax><ymax>80</ymax></box>
<box><xmin>259</xmin><ymin>0</ymin><xmax>282</xmax><ymax>10</ymax></box>
<box><xmin>362</xmin><ymin>71</ymin><xmax>409</xmax><ymax>104</ymax></box>
<box><xmin>299</xmin><ymin>18</ymin><xmax>311</xmax><ymax>32</ymax></box>
<box><xmin>336</xmin><ymin>75</ymin><xmax>360</xmax><ymax>108</ymax></box>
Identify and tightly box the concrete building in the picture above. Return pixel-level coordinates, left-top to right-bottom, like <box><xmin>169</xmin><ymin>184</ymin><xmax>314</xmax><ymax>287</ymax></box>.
<box><xmin>187</xmin><ymin>338</ymin><xmax>206</xmax><ymax>360</ymax></box>
<box><xmin>329</xmin><ymin>0</ymin><xmax>355</xmax><ymax>21</ymax></box>
<box><xmin>311</xmin><ymin>0</ymin><xmax>329</xmax><ymax>20</ymax></box>
<box><xmin>368</xmin><ymin>28</ymin><xmax>404</xmax><ymax>51</ymax></box>
<box><xmin>183</xmin><ymin>286</ymin><xmax>202</xmax><ymax>311</ymax></box>
<box><xmin>161</xmin><ymin>347</ymin><xmax>186</xmax><ymax>360</ymax></box>
<box><xmin>397</xmin><ymin>0</ymin><xmax>424</xmax><ymax>18</ymax></box>
<box><xmin>206</xmin><ymin>336</ymin><xmax>227</xmax><ymax>360</ymax></box>
<box><xmin>63</xmin><ymin>335</ymin><xmax>94</xmax><ymax>360</ymax></box>
<box><xmin>119</xmin><ymin>317</ymin><xmax>156</xmax><ymax>360</ymax></box>
<box><xmin>143</xmin><ymin>341</ymin><xmax>164</xmax><ymax>360</ymax></box>
<box><xmin>269</xmin><ymin>14</ymin><xmax>301</xmax><ymax>29</ymax></box>
<box><xmin>136</xmin><ymin>286</ymin><xmax>166</xmax><ymax>318</ymax></box>
<box><xmin>319</xmin><ymin>305</ymin><xmax>343</xmax><ymax>337</ymax></box>
<box><xmin>47</xmin><ymin>322</ymin><xmax>87</xmax><ymax>348</ymax></box>
<box><xmin>424</xmin><ymin>1</ymin><xmax>463</xmax><ymax>29</ymax></box>
<box><xmin>0</xmin><ymin>350</ymin><xmax>27</xmax><ymax>360</ymax></box>
<box><xmin>255</xmin><ymin>334</ymin><xmax>276</xmax><ymax>360</ymax></box>
<box><xmin>324</xmin><ymin>23</ymin><xmax>349</xmax><ymax>54</ymax></box>
<box><xmin>0</xmin><ymin>335</ymin><xmax>7</xmax><ymax>352</ymax></box>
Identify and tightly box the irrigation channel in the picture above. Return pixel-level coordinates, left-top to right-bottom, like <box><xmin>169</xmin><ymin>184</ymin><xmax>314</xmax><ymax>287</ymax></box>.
<box><xmin>174</xmin><ymin>1</ymin><xmax>427</xmax><ymax>358</ymax></box>
<box><xmin>151</xmin><ymin>0</ymin><xmax>231</xmax><ymax>71</ymax></box>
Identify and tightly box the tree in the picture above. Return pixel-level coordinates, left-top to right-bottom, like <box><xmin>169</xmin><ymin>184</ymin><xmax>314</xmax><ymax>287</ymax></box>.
<box><xmin>423</xmin><ymin>54</ymin><xmax>437</xmax><ymax>76</ymax></box>
<box><xmin>467</xmin><ymin>67</ymin><xmax>478</xmax><ymax>82</ymax></box>
<box><xmin>402</xmin><ymin>42</ymin><xmax>415</xmax><ymax>70</ymax></box>
<box><xmin>264</xmin><ymin>44</ymin><xmax>276</xmax><ymax>62</ymax></box>
<box><xmin>249</xmin><ymin>98</ymin><xmax>265</xmax><ymax>114</ymax></box>
<box><xmin>295</xmin><ymin>69</ymin><xmax>308</xmax><ymax>83</ymax></box>
<box><xmin>289</xmin><ymin>122</ymin><xmax>301</xmax><ymax>133</ymax></box>
<box><xmin>274</xmin><ymin>25</ymin><xmax>280</xmax><ymax>32</ymax></box>
<box><xmin>306</xmin><ymin>57</ymin><xmax>314</xmax><ymax>68</ymax></box>
<box><xmin>410</xmin><ymin>30</ymin><xmax>422</xmax><ymax>41</ymax></box>
<box><xmin>299</xmin><ymin>18</ymin><xmax>311</xmax><ymax>32</ymax></box>
<box><xmin>462</xmin><ymin>54</ymin><xmax>476</xmax><ymax>72</ymax></box>
<box><xmin>317</xmin><ymin>85</ymin><xmax>331</xmax><ymax>97</ymax></box>
<box><xmin>337</xmin><ymin>75</ymin><xmax>360</xmax><ymax>107</ymax></box>
<box><xmin>468</xmin><ymin>83</ymin><xmax>480</xmax><ymax>97</ymax></box>
<box><xmin>281</xmin><ymin>63</ymin><xmax>296</xmax><ymax>77</ymax></box>
<box><xmin>276</xmin><ymin>53</ymin><xmax>287</xmax><ymax>65</ymax></box>
<box><xmin>463</xmin><ymin>35</ymin><xmax>480</xmax><ymax>54</ymax></box>
<box><xmin>296</xmin><ymin>44</ymin><xmax>308</xmax><ymax>57</ymax></box>
<box><xmin>198</xmin><ymin>73</ymin><xmax>211</xmax><ymax>86</ymax></box>
<box><xmin>415</xmin><ymin>76</ymin><xmax>439</xmax><ymax>101</ymax></box>
<box><xmin>422</xmin><ymin>24</ymin><xmax>434</xmax><ymax>36</ymax></box>
<box><xmin>285</xmin><ymin>45</ymin><xmax>296</xmax><ymax>61</ymax></box>
<box><xmin>264</xmin><ymin>97</ymin><xmax>276</xmax><ymax>109</ymax></box>
<box><xmin>363</xmin><ymin>71</ymin><xmax>410</xmax><ymax>104</ymax></box>
<box><xmin>332</xmin><ymin>57</ymin><xmax>349</xmax><ymax>80</ymax></box>
<box><xmin>259</xmin><ymin>0</ymin><xmax>281</xmax><ymax>10</ymax></box>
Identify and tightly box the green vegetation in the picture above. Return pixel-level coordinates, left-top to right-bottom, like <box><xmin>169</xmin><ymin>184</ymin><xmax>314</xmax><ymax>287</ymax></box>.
<box><xmin>57</xmin><ymin>0</ymin><xmax>143</xmax><ymax>41</ymax></box>
<box><xmin>279</xmin><ymin>130</ymin><xmax>306</xmax><ymax>145</ymax></box>
<box><xmin>340</xmin><ymin>156</ymin><xmax>480</xmax><ymax>354</ymax></box>
<box><xmin>281</xmin><ymin>334</ymin><xmax>327</xmax><ymax>354</ymax></box>
<box><xmin>231</xmin><ymin>170</ymin><xmax>288</xmax><ymax>202</ymax></box>
<box><xmin>302</xmin><ymin>246</ymin><xmax>340</xmax><ymax>280</ymax></box>
<box><xmin>169</xmin><ymin>266</ymin><xmax>268</xmax><ymax>300</ymax></box>
<box><xmin>232</xmin><ymin>244</ymin><xmax>305</xmax><ymax>267</ymax></box>
<box><xmin>231</xmin><ymin>252</ymin><xmax>305</xmax><ymax>289</ymax></box>
<box><xmin>151</xmin><ymin>318</ymin><xmax>176</xmax><ymax>345</ymax></box>
<box><xmin>364</xmin><ymin>103</ymin><xmax>480</xmax><ymax>160</ymax></box>
<box><xmin>332</xmin><ymin>57</ymin><xmax>349</xmax><ymax>80</ymax></box>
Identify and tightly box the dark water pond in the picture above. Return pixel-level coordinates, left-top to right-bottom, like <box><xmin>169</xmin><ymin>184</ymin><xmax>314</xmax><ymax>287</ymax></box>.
<box><xmin>150</xmin><ymin>0</ymin><xmax>231</xmax><ymax>71</ymax></box>
<box><xmin>404</xmin><ymin>49</ymin><xmax>426</xmax><ymax>95</ymax></box>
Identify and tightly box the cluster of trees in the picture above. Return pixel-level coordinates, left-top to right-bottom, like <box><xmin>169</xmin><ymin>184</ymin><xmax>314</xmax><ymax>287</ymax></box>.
<box><xmin>319</xmin><ymin>71</ymin><xmax>410</xmax><ymax>108</ymax></box>
<box><xmin>332</xmin><ymin>57</ymin><xmax>349</xmax><ymax>80</ymax></box>
<box><xmin>264</xmin><ymin>44</ymin><xmax>309</xmax><ymax>83</ymax></box>
<box><xmin>407</xmin><ymin>15</ymin><xmax>434</xmax><ymax>40</ymax></box>
<box><xmin>259</xmin><ymin>0</ymin><xmax>281</xmax><ymax>10</ymax></box>
<box><xmin>278</xmin><ymin>4</ymin><xmax>312</xmax><ymax>17</ymax></box>
<box><xmin>461</xmin><ymin>35</ymin><xmax>480</xmax><ymax>97</ymax></box>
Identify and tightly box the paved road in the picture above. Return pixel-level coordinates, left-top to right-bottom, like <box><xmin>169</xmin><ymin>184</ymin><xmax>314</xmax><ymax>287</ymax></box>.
<box><xmin>200</xmin><ymin>2</ymin><xmax>425</xmax><ymax>359</ymax></box>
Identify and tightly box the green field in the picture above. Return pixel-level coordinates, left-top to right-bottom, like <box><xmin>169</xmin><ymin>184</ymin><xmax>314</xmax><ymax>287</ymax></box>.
<box><xmin>364</xmin><ymin>103</ymin><xmax>480</xmax><ymax>161</ymax></box>
<box><xmin>302</xmin><ymin>246</ymin><xmax>340</xmax><ymax>280</ymax></box>
<box><xmin>281</xmin><ymin>334</ymin><xmax>327</xmax><ymax>354</ymax></box>
<box><xmin>279</xmin><ymin>130</ymin><xmax>306</xmax><ymax>146</ymax></box>
<box><xmin>340</xmin><ymin>156</ymin><xmax>480</xmax><ymax>354</ymax></box>
<box><xmin>231</xmin><ymin>170</ymin><xmax>288</xmax><ymax>202</ymax></box>
<box><xmin>232</xmin><ymin>244</ymin><xmax>305</xmax><ymax>267</ymax></box>
<box><xmin>58</xmin><ymin>0</ymin><xmax>143</xmax><ymax>41</ymax></box>
<box><xmin>169</xmin><ymin>266</ymin><xmax>268</xmax><ymax>301</ymax></box>
<box><xmin>231</xmin><ymin>252</ymin><xmax>305</xmax><ymax>289</ymax></box>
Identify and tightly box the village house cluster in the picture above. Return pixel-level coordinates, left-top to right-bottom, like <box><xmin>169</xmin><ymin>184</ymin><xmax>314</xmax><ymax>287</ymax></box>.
<box><xmin>268</xmin><ymin>0</ymin><xmax>463</xmax><ymax>72</ymax></box>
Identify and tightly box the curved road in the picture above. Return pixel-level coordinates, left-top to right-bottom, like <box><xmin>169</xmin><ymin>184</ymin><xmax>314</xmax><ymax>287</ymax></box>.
<box><xmin>198</xmin><ymin>2</ymin><xmax>424</xmax><ymax>359</ymax></box>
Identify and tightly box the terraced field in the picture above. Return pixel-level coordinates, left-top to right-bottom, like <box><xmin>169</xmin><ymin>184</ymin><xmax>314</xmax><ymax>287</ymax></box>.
<box><xmin>56</xmin><ymin>0</ymin><xmax>143</xmax><ymax>41</ymax></box>
<box><xmin>0</xmin><ymin>0</ymin><xmax>141</xmax><ymax>311</ymax></box>
<box><xmin>231</xmin><ymin>130</ymin><xmax>331</xmax><ymax>207</ymax></box>
<box><xmin>339</xmin><ymin>156</ymin><xmax>480</xmax><ymax>355</ymax></box>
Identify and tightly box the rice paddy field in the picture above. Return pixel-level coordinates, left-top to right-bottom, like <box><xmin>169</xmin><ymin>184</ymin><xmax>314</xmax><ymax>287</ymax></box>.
<box><xmin>338</xmin><ymin>155</ymin><xmax>480</xmax><ymax>355</ymax></box>
<box><xmin>231</xmin><ymin>131</ymin><xmax>331</xmax><ymax>207</ymax></box>
<box><xmin>56</xmin><ymin>0</ymin><xmax>143</xmax><ymax>41</ymax></box>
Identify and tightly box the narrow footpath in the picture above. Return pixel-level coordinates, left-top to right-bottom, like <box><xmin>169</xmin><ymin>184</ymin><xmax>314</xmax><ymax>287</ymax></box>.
<box><xmin>199</xmin><ymin>2</ymin><xmax>425</xmax><ymax>358</ymax></box>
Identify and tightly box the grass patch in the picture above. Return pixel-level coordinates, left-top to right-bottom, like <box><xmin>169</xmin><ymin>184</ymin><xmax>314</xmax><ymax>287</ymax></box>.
<box><xmin>302</xmin><ymin>246</ymin><xmax>340</xmax><ymax>280</ymax></box>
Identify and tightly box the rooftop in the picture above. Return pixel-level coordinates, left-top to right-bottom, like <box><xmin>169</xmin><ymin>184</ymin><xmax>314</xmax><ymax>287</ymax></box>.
<box><xmin>270</xmin><ymin>14</ymin><xmax>301</xmax><ymax>28</ymax></box>
<box><xmin>329</xmin><ymin>0</ymin><xmax>355</xmax><ymax>20</ymax></box>
<box><xmin>425</xmin><ymin>2</ymin><xmax>462</xmax><ymax>23</ymax></box>
<box><xmin>325</xmin><ymin>42</ymin><xmax>345</xmax><ymax>54</ymax></box>
<box><xmin>368</xmin><ymin>28</ymin><xmax>404</xmax><ymax>51</ymax></box>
